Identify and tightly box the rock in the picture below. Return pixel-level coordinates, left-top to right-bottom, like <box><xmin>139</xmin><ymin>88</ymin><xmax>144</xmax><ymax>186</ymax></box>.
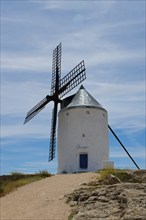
<box><xmin>94</xmin><ymin>201</ymin><xmax>108</xmax><ymax>209</ymax></box>
<box><xmin>103</xmin><ymin>174</ymin><xmax>121</xmax><ymax>185</ymax></box>
<box><xmin>79</xmin><ymin>195</ymin><xmax>89</xmax><ymax>202</ymax></box>
<box><xmin>142</xmin><ymin>176</ymin><xmax>146</xmax><ymax>183</ymax></box>
<box><xmin>90</xmin><ymin>190</ymin><xmax>99</xmax><ymax>196</ymax></box>
<box><xmin>87</xmin><ymin>196</ymin><xmax>98</xmax><ymax>202</ymax></box>
<box><xmin>80</xmin><ymin>182</ymin><xmax>87</xmax><ymax>186</ymax></box>
<box><xmin>129</xmin><ymin>176</ymin><xmax>142</xmax><ymax>183</ymax></box>
<box><xmin>98</xmin><ymin>196</ymin><xmax>109</xmax><ymax>202</ymax></box>
<box><xmin>70</xmin><ymin>201</ymin><xmax>77</xmax><ymax>207</ymax></box>
<box><xmin>97</xmin><ymin>189</ymin><xmax>106</xmax><ymax>196</ymax></box>
<box><xmin>67</xmin><ymin>170</ymin><xmax>146</xmax><ymax>220</ymax></box>
<box><xmin>87</xmin><ymin>180</ymin><xmax>99</xmax><ymax>186</ymax></box>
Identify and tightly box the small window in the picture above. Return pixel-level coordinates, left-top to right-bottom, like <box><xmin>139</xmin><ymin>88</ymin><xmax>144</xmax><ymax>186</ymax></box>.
<box><xmin>86</xmin><ymin>111</ymin><xmax>90</xmax><ymax>114</ymax></box>
<box><xmin>82</xmin><ymin>133</ymin><xmax>85</xmax><ymax>137</ymax></box>
<box><xmin>66</xmin><ymin>112</ymin><xmax>69</xmax><ymax>116</ymax></box>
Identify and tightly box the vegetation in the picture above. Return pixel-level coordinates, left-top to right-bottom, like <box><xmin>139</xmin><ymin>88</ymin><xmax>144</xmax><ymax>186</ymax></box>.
<box><xmin>98</xmin><ymin>168</ymin><xmax>142</xmax><ymax>183</ymax></box>
<box><xmin>0</xmin><ymin>170</ymin><xmax>51</xmax><ymax>197</ymax></box>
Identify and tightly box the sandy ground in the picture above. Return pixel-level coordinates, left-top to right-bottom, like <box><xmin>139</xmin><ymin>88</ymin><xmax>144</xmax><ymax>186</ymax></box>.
<box><xmin>0</xmin><ymin>172</ymin><xmax>98</xmax><ymax>220</ymax></box>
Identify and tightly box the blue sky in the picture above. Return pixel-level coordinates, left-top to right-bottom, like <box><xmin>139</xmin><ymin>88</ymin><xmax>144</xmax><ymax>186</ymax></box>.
<box><xmin>1</xmin><ymin>0</ymin><xmax>145</xmax><ymax>174</ymax></box>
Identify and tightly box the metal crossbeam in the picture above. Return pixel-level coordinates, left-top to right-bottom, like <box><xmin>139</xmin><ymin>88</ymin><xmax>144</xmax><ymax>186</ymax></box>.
<box><xmin>108</xmin><ymin>125</ymin><xmax>140</xmax><ymax>170</ymax></box>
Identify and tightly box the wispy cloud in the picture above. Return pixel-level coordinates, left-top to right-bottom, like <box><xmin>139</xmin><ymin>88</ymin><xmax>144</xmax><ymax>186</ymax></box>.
<box><xmin>1</xmin><ymin>81</ymin><xmax>53</xmax><ymax>115</ymax></box>
<box><xmin>1</xmin><ymin>55</ymin><xmax>50</xmax><ymax>71</ymax></box>
<box><xmin>110</xmin><ymin>146</ymin><xmax>145</xmax><ymax>158</ymax></box>
<box><xmin>34</xmin><ymin>1</ymin><xmax>114</xmax><ymax>12</ymax></box>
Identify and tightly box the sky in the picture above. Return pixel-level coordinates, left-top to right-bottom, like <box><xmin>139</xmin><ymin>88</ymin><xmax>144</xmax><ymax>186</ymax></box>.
<box><xmin>1</xmin><ymin>0</ymin><xmax>145</xmax><ymax>175</ymax></box>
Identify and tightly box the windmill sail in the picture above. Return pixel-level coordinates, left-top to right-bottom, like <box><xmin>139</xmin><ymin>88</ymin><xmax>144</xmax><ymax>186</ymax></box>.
<box><xmin>49</xmin><ymin>103</ymin><xmax>58</xmax><ymax>161</ymax></box>
<box><xmin>50</xmin><ymin>43</ymin><xmax>62</xmax><ymax>96</ymax></box>
<box><xmin>24</xmin><ymin>96</ymin><xmax>52</xmax><ymax>124</ymax></box>
<box><xmin>24</xmin><ymin>43</ymin><xmax>86</xmax><ymax>162</ymax></box>
<box><xmin>48</xmin><ymin>60</ymin><xmax>86</xmax><ymax>161</ymax></box>
<box><xmin>59</xmin><ymin>60</ymin><xmax>86</xmax><ymax>98</ymax></box>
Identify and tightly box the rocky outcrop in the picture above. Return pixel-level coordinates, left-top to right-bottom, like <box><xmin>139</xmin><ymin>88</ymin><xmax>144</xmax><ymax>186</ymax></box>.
<box><xmin>66</xmin><ymin>170</ymin><xmax>146</xmax><ymax>220</ymax></box>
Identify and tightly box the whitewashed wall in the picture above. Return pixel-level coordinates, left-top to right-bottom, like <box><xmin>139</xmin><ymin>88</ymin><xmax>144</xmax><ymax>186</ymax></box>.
<box><xmin>57</xmin><ymin>106</ymin><xmax>109</xmax><ymax>173</ymax></box>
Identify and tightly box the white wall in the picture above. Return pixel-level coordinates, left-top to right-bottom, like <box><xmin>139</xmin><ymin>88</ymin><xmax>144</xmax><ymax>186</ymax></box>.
<box><xmin>57</xmin><ymin>106</ymin><xmax>109</xmax><ymax>173</ymax></box>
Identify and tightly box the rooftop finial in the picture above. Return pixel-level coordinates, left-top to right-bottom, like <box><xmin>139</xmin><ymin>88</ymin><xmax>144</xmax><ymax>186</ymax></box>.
<box><xmin>80</xmin><ymin>85</ymin><xmax>85</xmax><ymax>90</ymax></box>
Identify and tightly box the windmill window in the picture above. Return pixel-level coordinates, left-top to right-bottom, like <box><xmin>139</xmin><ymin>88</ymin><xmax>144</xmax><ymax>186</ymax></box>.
<box><xmin>86</xmin><ymin>111</ymin><xmax>90</xmax><ymax>114</ymax></box>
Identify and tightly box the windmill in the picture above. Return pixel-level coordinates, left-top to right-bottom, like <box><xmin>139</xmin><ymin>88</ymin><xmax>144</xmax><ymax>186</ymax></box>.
<box><xmin>24</xmin><ymin>43</ymin><xmax>140</xmax><ymax>171</ymax></box>
<box><xmin>24</xmin><ymin>43</ymin><xmax>86</xmax><ymax>161</ymax></box>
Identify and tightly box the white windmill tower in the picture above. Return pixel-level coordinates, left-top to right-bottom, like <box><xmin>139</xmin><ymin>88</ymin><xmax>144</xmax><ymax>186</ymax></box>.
<box><xmin>58</xmin><ymin>85</ymin><xmax>114</xmax><ymax>173</ymax></box>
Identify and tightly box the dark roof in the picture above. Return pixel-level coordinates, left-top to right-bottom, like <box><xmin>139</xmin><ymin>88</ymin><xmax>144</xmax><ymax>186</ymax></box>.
<box><xmin>66</xmin><ymin>85</ymin><xmax>105</xmax><ymax>110</ymax></box>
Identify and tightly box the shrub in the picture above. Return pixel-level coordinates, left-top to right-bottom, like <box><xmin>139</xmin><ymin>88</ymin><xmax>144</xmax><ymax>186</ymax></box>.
<box><xmin>36</xmin><ymin>170</ymin><xmax>51</xmax><ymax>177</ymax></box>
<box><xmin>10</xmin><ymin>172</ymin><xmax>24</xmax><ymax>180</ymax></box>
<box><xmin>0</xmin><ymin>184</ymin><xmax>4</xmax><ymax>196</ymax></box>
<box><xmin>0</xmin><ymin>171</ymin><xmax>52</xmax><ymax>197</ymax></box>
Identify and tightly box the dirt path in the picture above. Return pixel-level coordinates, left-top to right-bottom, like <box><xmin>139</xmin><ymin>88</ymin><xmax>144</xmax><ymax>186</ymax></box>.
<box><xmin>1</xmin><ymin>172</ymin><xmax>98</xmax><ymax>220</ymax></box>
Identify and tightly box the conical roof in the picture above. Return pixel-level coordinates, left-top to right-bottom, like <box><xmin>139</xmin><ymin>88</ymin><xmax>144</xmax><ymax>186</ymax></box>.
<box><xmin>67</xmin><ymin>85</ymin><xmax>105</xmax><ymax>110</ymax></box>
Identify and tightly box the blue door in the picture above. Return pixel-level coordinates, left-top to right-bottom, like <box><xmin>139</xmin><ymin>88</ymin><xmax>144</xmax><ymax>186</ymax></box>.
<box><xmin>79</xmin><ymin>154</ymin><xmax>88</xmax><ymax>169</ymax></box>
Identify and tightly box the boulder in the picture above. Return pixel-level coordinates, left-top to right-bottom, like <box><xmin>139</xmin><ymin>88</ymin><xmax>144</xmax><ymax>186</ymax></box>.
<box><xmin>103</xmin><ymin>174</ymin><xmax>121</xmax><ymax>185</ymax></box>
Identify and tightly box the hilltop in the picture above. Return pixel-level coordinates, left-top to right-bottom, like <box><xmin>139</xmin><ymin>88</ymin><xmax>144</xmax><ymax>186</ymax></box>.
<box><xmin>1</xmin><ymin>170</ymin><xmax>146</xmax><ymax>220</ymax></box>
<box><xmin>66</xmin><ymin>170</ymin><xmax>146</xmax><ymax>220</ymax></box>
<box><xmin>0</xmin><ymin>172</ymin><xmax>97</xmax><ymax>220</ymax></box>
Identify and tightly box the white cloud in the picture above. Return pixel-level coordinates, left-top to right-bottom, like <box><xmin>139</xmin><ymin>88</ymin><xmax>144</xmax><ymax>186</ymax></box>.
<box><xmin>34</xmin><ymin>1</ymin><xmax>114</xmax><ymax>12</ymax></box>
<box><xmin>1</xmin><ymin>123</ymin><xmax>50</xmax><ymax>138</ymax></box>
<box><xmin>86</xmin><ymin>80</ymin><xmax>145</xmax><ymax>130</ymax></box>
<box><xmin>1</xmin><ymin>81</ymin><xmax>53</xmax><ymax>115</ymax></box>
<box><xmin>1</xmin><ymin>55</ymin><xmax>51</xmax><ymax>72</ymax></box>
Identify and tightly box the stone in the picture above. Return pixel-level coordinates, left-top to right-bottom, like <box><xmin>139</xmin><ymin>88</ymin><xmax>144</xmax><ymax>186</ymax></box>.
<box><xmin>80</xmin><ymin>182</ymin><xmax>87</xmax><ymax>186</ymax></box>
<box><xmin>79</xmin><ymin>195</ymin><xmax>89</xmax><ymax>202</ymax></box>
<box><xmin>98</xmin><ymin>196</ymin><xmax>109</xmax><ymax>202</ymax></box>
<box><xmin>72</xmin><ymin>194</ymin><xmax>80</xmax><ymax>201</ymax></box>
<box><xmin>90</xmin><ymin>190</ymin><xmax>99</xmax><ymax>196</ymax></box>
<box><xmin>70</xmin><ymin>201</ymin><xmax>77</xmax><ymax>207</ymax></box>
<box><xmin>94</xmin><ymin>201</ymin><xmax>108</xmax><ymax>209</ymax></box>
<box><xmin>67</xmin><ymin>170</ymin><xmax>146</xmax><ymax>220</ymax></box>
<box><xmin>97</xmin><ymin>189</ymin><xmax>106</xmax><ymax>196</ymax></box>
<box><xmin>103</xmin><ymin>174</ymin><xmax>121</xmax><ymax>185</ymax></box>
<box><xmin>88</xmin><ymin>196</ymin><xmax>98</xmax><ymax>202</ymax></box>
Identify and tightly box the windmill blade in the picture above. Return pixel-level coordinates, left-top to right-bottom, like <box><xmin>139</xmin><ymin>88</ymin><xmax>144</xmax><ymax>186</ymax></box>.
<box><xmin>49</xmin><ymin>102</ymin><xmax>58</xmax><ymax>161</ymax></box>
<box><xmin>24</xmin><ymin>96</ymin><xmax>52</xmax><ymax>124</ymax></box>
<box><xmin>59</xmin><ymin>60</ymin><xmax>86</xmax><ymax>98</ymax></box>
<box><xmin>108</xmin><ymin>125</ymin><xmax>140</xmax><ymax>170</ymax></box>
<box><xmin>50</xmin><ymin>43</ymin><xmax>62</xmax><ymax>95</ymax></box>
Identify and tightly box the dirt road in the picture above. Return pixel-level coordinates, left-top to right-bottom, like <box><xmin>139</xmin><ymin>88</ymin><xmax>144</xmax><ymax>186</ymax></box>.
<box><xmin>1</xmin><ymin>173</ymin><xmax>97</xmax><ymax>220</ymax></box>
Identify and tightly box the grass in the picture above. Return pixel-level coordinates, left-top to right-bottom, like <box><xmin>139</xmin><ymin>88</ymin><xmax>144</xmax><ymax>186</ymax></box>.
<box><xmin>68</xmin><ymin>213</ymin><xmax>74</xmax><ymax>220</ymax></box>
<box><xmin>68</xmin><ymin>209</ymin><xmax>78</xmax><ymax>220</ymax></box>
<box><xmin>98</xmin><ymin>168</ymin><xmax>141</xmax><ymax>183</ymax></box>
<box><xmin>0</xmin><ymin>171</ymin><xmax>52</xmax><ymax>197</ymax></box>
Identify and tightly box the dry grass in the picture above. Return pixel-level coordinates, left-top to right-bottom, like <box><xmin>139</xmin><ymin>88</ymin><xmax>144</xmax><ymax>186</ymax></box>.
<box><xmin>98</xmin><ymin>168</ymin><xmax>141</xmax><ymax>182</ymax></box>
<box><xmin>0</xmin><ymin>171</ymin><xmax>52</xmax><ymax>197</ymax></box>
